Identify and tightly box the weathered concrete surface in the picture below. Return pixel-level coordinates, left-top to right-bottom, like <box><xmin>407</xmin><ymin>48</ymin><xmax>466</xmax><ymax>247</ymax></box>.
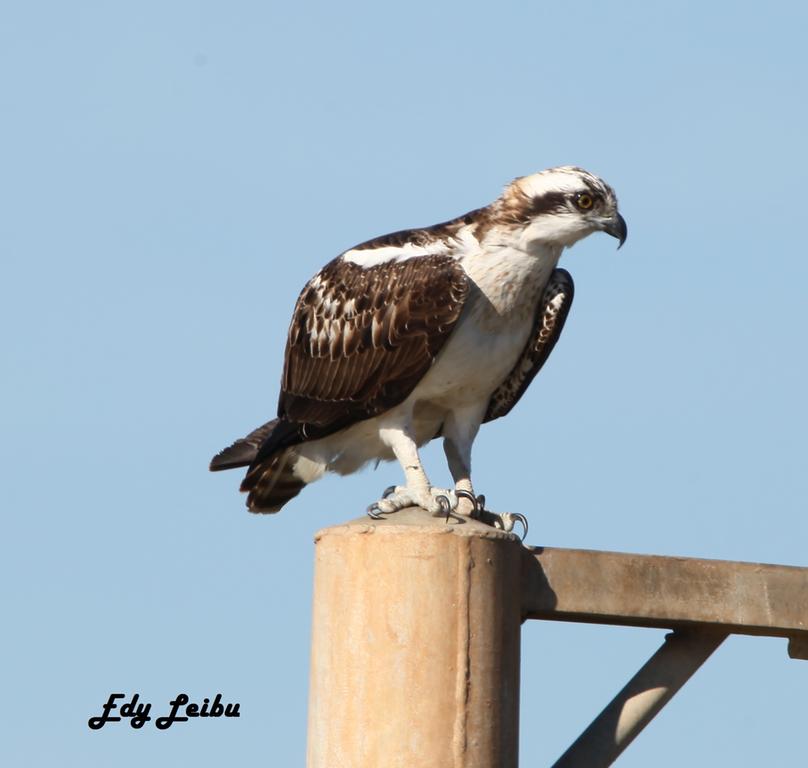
<box><xmin>522</xmin><ymin>546</ymin><xmax>808</xmax><ymax>648</ymax></box>
<box><xmin>307</xmin><ymin>507</ymin><xmax>523</xmax><ymax>768</ymax></box>
<box><xmin>306</xmin><ymin>519</ymin><xmax>808</xmax><ymax>766</ymax></box>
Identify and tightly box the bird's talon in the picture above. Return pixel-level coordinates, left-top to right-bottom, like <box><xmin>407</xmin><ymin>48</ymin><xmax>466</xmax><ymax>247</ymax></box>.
<box><xmin>455</xmin><ymin>489</ymin><xmax>479</xmax><ymax>515</ymax></box>
<box><xmin>471</xmin><ymin>507</ymin><xmax>529</xmax><ymax>541</ymax></box>
<box><xmin>511</xmin><ymin>513</ymin><xmax>529</xmax><ymax>542</ymax></box>
<box><xmin>435</xmin><ymin>494</ymin><xmax>451</xmax><ymax>520</ymax></box>
<box><xmin>495</xmin><ymin>512</ymin><xmax>529</xmax><ymax>541</ymax></box>
<box><xmin>382</xmin><ymin>485</ymin><xmax>397</xmax><ymax>499</ymax></box>
<box><xmin>367</xmin><ymin>503</ymin><xmax>385</xmax><ymax>520</ymax></box>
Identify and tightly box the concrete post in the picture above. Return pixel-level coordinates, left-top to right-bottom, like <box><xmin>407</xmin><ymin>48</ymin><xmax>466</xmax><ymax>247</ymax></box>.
<box><xmin>306</xmin><ymin>506</ymin><xmax>523</xmax><ymax>768</ymax></box>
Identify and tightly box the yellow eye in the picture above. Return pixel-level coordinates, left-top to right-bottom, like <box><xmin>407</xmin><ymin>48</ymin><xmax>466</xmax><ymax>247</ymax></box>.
<box><xmin>576</xmin><ymin>193</ymin><xmax>594</xmax><ymax>210</ymax></box>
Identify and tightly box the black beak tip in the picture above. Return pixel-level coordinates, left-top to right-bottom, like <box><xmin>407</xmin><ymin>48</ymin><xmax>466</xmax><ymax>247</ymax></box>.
<box><xmin>606</xmin><ymin>212</ymin><xmax>627</xmax><ymax>249</ymax></box>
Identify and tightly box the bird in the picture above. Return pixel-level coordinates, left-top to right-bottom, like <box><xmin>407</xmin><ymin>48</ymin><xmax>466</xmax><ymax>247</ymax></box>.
<box><xmin>210</xmin><ymin>166</ymin><xmax>626</xmax><ymax>532</ymax></box>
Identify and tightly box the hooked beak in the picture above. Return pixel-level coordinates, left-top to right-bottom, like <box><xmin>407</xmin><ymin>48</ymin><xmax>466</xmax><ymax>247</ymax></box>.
<box><xmin>603</xmin><ymin>212</ymin><xmax>627</xmax><ymax>249</ymax></box>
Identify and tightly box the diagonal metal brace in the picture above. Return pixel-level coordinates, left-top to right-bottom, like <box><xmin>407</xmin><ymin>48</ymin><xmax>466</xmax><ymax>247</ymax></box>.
<box><xmin>552</xmin><ymin>630</ymin><xmax>727</xmax><ymax>767</ymax></box>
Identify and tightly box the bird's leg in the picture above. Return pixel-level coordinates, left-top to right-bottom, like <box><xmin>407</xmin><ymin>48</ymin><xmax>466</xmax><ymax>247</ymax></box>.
<box><xmin>443</xmin><ymin>410</ymin><xmax>528</xmax><ymax>539</ymax></box>
<box><xmin>442</xmin><ymin>407</ymin><xmax>483</xmax><ymax>518</ymax></box>
<box><xmin>443</xmin><ymin>437</ymin><xmax>477</xmax><ymax>518</ymax></box>
<box><xmin>367</xmin><ymin>425</ymin><xmax>458</xmax><ymax>518</ymax></box>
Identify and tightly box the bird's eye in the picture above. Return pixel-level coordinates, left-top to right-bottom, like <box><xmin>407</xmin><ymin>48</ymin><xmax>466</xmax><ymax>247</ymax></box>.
<box><xmin>575</xmin><ymin>193</ymin><xmax>594</xmax><ymax>210</ymax></box>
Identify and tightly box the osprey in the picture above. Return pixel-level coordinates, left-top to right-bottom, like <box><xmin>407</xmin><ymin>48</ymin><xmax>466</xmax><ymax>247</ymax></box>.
<box><xmin>211</xmin><ymin>166</ymin><xmax>626</xmax><ymax>530</ymax></box>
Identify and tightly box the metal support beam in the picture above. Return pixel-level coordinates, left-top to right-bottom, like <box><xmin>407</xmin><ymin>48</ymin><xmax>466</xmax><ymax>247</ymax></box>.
<box><xmin>551</xmin><ymin>630</ymin><xmax>727</xmax><ymax>767</ymax></box>
<box><xmin>521</xmin><ymin>546</ymin><xmax>808</xmax><ymax>653</ymax></box>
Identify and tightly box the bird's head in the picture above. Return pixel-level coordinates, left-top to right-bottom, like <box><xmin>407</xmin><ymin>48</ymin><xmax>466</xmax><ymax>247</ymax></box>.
<box><xmin>494</xmin><ymin>166</ymin><xmax>627</xmax><ymax>252</ymax></box>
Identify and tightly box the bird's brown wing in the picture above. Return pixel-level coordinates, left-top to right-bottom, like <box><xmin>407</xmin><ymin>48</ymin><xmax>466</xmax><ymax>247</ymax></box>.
<box><xmin>484</xmin><ymin>268</ymin><xmax>574</xmax><ymax>422</ymax></box>
<box><xmin>276</xmin><ymin>253</ymin><xmax>469</xmax><ymax>441</ymax></box>
<box><xmin>214</xmin><ymin>253</ymin><xmax>469</xmax><ymax>512</ymax></box>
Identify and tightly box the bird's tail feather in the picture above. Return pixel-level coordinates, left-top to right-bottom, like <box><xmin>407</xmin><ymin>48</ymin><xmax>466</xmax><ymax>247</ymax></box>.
<box><xmin>209</xmin><ymin>419</ymin><xmax>279</xmax><ymax>471</ymax></box>
<box><xmin>240</xmin><ymin>447</ymin><xmax>307</xmax><ymax>513</ymax></box>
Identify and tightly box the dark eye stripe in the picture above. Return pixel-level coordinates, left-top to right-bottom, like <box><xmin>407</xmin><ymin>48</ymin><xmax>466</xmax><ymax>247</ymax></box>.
<box><xmin>530</xmin><ymin>191</ymin><xmax>568</xmax><ymax>216</ymax></box>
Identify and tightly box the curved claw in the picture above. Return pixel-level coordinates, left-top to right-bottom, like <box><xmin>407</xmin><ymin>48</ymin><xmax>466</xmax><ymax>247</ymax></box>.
<box><xmin>366</xmin><ymin>503</ymin><xmax>385</xmax><ymax>520</ymax></box>
<box><xmin>455</xmin><ymin>489</ymin><xmax>479</xmax><ymax>516</ymax></box>
<box><xmin>480</xmin><ymin>510</ymin><xmax>529</xmax><ymax>542</ymax></box>
<box><xmin>435</xmin><ymin>494</ymin><xmax>452</xmax><ymax>521</ymax></box>
<box><xmin>510</xmin><ymin>513</ymin><xmax>529</xmax><ymax>542</ymax></box>
<box><xmin>381</xmin><ymin>485</ymin><xmax>397</xmax><ymax>499</ymax></box>
<box><xmin>445</xmin><ymin>490</ymin><xmax>528</xmax><ymax>541</ymax></box>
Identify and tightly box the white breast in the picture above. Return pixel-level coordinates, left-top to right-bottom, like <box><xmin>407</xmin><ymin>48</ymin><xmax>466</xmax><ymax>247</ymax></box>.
<box><xmin>413</xmin><ymin>240</ymin><xmax>562</xmax><ymax>409</ymax></box>
<box><xmin>309</xmin><ymin>240</ymin><xmax>562</xmax><ymax>473</ymax></box>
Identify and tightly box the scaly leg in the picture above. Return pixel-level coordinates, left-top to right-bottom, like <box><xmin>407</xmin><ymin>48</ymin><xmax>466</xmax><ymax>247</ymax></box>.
<box><xmin>443</xmin><ymin>406</ymin><xmax>528</xmax><ymax>538</ymax></box>
<box><xmin>367</xmin><ymin>424</ymin><xmax>458</xmax><ymax>518</ymax></box>
<box><xmin>442</xmin><ymin>407</ymin><xmax>482</xmax><ymax>518</ymax></box>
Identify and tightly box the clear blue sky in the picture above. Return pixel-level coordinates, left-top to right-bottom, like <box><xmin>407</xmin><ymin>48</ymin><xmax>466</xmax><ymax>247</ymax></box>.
<box><xmin>3</xmin><ymin>1</ymin><xmax>807</xmax><ymax>765</ymax></box>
